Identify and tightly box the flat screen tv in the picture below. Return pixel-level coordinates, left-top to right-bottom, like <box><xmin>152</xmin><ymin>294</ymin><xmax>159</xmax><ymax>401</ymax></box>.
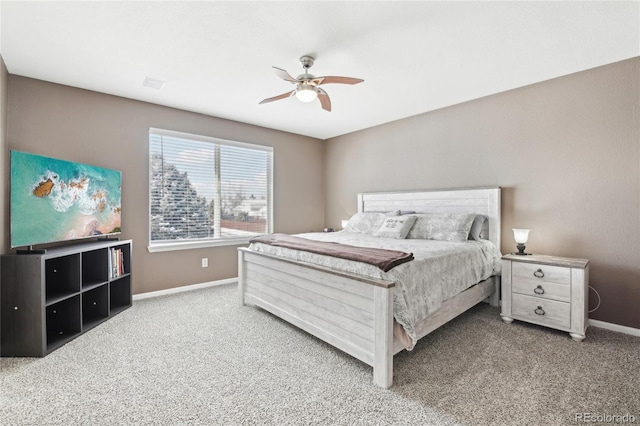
<box><xmin>10</xmin><ymin>150</ymin><xmax>122</xmax><ymax>249</ymax></box>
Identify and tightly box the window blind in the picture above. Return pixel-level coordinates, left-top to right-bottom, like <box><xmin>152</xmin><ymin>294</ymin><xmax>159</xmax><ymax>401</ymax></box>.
<box><xmin>149</xmin><ymin>128</ymin><xmax>273</xmax><ymax>247</ymax></box>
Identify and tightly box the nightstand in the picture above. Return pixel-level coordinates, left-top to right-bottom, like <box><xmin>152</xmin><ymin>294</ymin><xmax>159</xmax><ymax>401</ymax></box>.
<box><xmin>501</xmin><ymin>254</ymin><xmax>589</xmax><ymax>341</ymax></box>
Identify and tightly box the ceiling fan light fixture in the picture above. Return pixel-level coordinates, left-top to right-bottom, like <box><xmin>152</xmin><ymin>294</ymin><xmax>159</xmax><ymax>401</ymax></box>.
<box><xmin>295</xmin><ymin>83</ymin><xmax>318</xmax><ymax>103</ymax></box>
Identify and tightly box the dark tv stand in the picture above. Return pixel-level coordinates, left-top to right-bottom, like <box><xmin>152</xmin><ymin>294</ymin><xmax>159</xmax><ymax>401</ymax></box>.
<box><xmin>1</xmin><ymin>239</ymin><xmax>133</xmax><ymax>357</ymax></box>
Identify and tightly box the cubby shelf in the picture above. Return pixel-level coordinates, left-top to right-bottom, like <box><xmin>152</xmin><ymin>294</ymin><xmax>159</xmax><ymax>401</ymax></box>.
<box><xmin>1</xmin><ymin>239</ymin><xmax>133</xmax><ymax>357</ymax></box>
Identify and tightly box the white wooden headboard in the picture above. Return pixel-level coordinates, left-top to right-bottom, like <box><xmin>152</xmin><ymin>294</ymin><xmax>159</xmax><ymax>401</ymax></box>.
<box><xmin>357</xmin><ymin>187</ymin><xmax>501</xmax><ymax>248</ymax></box>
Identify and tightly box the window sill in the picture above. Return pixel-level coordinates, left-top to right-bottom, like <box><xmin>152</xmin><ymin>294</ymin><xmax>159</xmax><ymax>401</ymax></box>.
<box><xmin>147</xmin><ymin>237</ymin><xmax>254</xmax><ymax>253</ymax></box>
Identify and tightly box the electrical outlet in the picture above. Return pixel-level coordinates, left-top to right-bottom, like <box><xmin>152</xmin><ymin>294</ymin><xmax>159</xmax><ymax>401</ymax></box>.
<box><xmin>201</xmin><ymin>258</ymin><xmax>208</xmax><ymax>268</ymax></box>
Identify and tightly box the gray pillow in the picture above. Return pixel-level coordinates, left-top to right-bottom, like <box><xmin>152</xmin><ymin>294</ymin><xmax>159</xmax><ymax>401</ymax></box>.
<box><xmin>406</xmin><ymin>213</ymin><xmax>476</xmax><ymax>242</ymax></box>
<box><xmin>468</xmin><ymin>215</ymin><xmax>487</xmax><ymax>240</ymax></box>
<box><xmin>372</xmin><ymin>215</ymin><xmax>417</xmax><ymax>239</ymax></box>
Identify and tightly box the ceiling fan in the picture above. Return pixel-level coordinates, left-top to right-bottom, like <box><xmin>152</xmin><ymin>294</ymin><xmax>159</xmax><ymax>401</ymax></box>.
<box><xmin>259</xmin><ymin>56</ymin><xmax>364</xmax><ymax>112</ymax></box>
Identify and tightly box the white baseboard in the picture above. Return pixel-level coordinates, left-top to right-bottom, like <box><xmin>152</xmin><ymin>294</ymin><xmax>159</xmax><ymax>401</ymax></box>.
<box><xmin>132</xmin><ymin>277</ymin><xmax>238</xmax><ymax>301</ymax></box>
<box><xmin>589</xmin><ymin>319</ymin><xmax>640</xmax><ymax>337</ymax></box>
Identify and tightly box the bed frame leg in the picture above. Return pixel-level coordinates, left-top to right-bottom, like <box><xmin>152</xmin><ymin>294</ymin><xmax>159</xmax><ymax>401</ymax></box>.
<box><xmin>489</xmin><ymin>276</ymin><xmax>501</xmax><ymax>307</ymax></box>
<box><xmin>373</xmin><ymin>286</ymin><xmax>394</xmax><ymax>388</ymax></box>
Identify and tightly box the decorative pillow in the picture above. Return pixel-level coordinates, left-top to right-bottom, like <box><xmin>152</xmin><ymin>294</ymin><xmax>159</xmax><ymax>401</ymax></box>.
<box><xmin>468</xmin><ymin>215</ymin><xmax>487</xmax><ymax>240</ymax></box>
<box><xmin>406</xmin><ymin>213</ymin><xmax>476</xmax><ymax>242</ymax></box>
<box><xmin>372</xmin><ymin>215</ymin><xmax>417</xmax><ymax>239</ymax></box>
<box><xmin>344</xmin><ymin>211</ymin><xmax>399</xmax><ymax>235</ymax></box>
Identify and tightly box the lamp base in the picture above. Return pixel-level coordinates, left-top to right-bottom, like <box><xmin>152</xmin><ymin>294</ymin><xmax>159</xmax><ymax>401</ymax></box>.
<box><xmin>512</xmin><ymin>243</ymin><xmax>531</xmax><ymax>255</ymax></box>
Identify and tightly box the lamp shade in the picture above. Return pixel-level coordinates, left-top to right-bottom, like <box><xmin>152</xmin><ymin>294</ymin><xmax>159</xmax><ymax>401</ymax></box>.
<box><xmin>295</xmin><ymin>83</ymin><xmax>318</xmax><ymax>102</ymax></box>
<box><xmin>512</xmin><ymin>228</ymin><xmax>530</xmax><ymax>244</ymax></box>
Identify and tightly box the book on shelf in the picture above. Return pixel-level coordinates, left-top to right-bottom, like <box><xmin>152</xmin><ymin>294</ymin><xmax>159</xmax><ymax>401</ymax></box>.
<box><xmin>108</xmin><ymin>247</ymin><xmax>125</xmax><ymax>279</ymax></box>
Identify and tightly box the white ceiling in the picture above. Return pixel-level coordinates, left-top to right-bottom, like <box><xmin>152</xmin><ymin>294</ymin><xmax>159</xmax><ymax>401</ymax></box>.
<box><xmin>1</xmin><ymin>1</ymin><xmax>638</xmax><ymax>140</ymax></box>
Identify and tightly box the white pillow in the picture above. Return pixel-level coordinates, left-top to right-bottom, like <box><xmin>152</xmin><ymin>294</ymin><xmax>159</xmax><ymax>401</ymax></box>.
<box><xmin>344</xmin><ymin>211</ymin><xmax>399</xmax><ymax>235</ymax></box>
<box><xmin>372</xmin><ymin>215</ymin><xmax>417</xmax><ymax>239</ymax></box>
<box><xmin>406</xmin><ymin>213</ymin><xmax>476</xmax><ymax>242</ymax></box>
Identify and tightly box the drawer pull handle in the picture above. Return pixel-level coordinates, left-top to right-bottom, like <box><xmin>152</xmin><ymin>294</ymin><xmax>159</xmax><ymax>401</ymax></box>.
<box><xmin>534</xmin><ymin>285</ymin><xmax>545</xmax><ymax>295</ymax></box>
<box><xmin>534</xmin><ymin>306</ymin><xmax>545</xmax><ymax>316</ymax></box>
<box><xmin>533</xmin><ymin>269</ymin><xmax>545</xmax><ymax>278</ymax></box>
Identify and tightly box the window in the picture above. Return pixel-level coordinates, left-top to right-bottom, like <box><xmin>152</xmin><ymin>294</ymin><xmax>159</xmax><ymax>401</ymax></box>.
<box><xmin>148</xmin><ymin>128</ymin><xmax>273</xmax><ymax>252</ymax></box>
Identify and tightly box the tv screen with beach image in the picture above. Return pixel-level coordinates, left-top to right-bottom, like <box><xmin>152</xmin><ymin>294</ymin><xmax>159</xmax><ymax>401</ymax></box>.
<box><xmin>10</xmin><ymin>150</ymin><xmax>122</xmax><ymax>248</ymax></box>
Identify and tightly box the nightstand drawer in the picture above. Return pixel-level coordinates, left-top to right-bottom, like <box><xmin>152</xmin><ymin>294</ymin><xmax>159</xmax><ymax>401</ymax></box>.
<box><xmin>512</xmin><ymin>262</ymin><xmax>570</xmax><ymax>285</ymax></box>
<box><xmin>511</xmin><ymin>293</ymin><xmax>570</xmax><ymax>329</ymax></box>
<box><xmin>512</xmin><ymin>278</ymin><xmax>570</xmax><ymax>302</ymax></box>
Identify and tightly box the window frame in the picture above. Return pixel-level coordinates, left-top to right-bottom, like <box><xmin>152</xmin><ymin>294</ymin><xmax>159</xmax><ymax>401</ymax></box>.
<box><xmin>147</xmin><ymin>128</ymin><xmax>273</xmax><ymax>253</ymax></box>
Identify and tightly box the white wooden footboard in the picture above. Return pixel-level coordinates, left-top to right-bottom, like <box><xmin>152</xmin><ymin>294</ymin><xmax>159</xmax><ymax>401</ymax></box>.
<box><xmin>238</xmin><ymin>248</ymin><xmax>396</xmax><ymax>388</ymax></box>
<box><xmin>238</xmin><ymin>187</ymin><xmax>502</xmax><ymax>388</ymax></box>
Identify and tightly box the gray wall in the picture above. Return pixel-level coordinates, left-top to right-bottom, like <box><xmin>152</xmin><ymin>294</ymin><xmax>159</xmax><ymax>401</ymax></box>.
<box><xmin>0</xmin><ymin>55</ymin><xmax>7</xmax><ymax>255</ymax></box>
<box><xmin>6</xmin><ymin>76</ymin><xmax>325</xmax><ymax>294</ymax></box>
<box><xmin>324</xmin><ymin>58</ymin><xmax>640</xmax><ymax>329</ymax></box>
<box><xmin>1</xmin><ymin>55</ymin><xmax>7</xmax><ymax>355</ymax></box>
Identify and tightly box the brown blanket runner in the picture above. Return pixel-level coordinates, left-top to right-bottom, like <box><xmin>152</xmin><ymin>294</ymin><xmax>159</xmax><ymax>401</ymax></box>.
<box><xmin>250</xmin><ymin>233</ymin><xmax>414</xmax><ymax>272</ymax></box>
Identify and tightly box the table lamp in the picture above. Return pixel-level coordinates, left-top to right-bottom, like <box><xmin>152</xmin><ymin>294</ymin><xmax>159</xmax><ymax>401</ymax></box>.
<box><xmin>512</xmin><ymin>228</ymin><xmax>530</xmax><ymax>255</ymax></box>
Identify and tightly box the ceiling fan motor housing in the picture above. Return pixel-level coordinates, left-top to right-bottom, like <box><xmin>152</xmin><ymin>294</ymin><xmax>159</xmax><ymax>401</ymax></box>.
<box><xmin>296</xmin><ymin>73</ymin><xmax>316</xmax><ymax>82</ymax></box>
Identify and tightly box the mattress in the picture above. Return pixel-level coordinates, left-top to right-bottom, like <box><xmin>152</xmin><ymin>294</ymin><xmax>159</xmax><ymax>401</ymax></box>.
<box><xmin>248</xmin><ymin>230</ymin><xmax>502</xmax><ymax>349</ymax></box>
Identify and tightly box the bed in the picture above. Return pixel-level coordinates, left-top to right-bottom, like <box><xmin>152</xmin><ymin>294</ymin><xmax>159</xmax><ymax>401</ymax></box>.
<box><xmin>238</xmin><ymin>187</ymin><xmax>501</xmax><ymax>388</ymax></box>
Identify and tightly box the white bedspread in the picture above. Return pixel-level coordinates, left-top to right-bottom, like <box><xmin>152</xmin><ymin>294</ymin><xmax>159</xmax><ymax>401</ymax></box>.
<box><xmin>248</xmin><ymin>231</ymin><xmax>502</xmax><ymax>349</ymax></box>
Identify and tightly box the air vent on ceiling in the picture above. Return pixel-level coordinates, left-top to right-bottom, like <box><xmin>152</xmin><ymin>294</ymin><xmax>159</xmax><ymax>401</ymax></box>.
<box><xmin>143</xmin><ymin>77</ymin><xmax>165</xmax><ymax>90</ymax></box>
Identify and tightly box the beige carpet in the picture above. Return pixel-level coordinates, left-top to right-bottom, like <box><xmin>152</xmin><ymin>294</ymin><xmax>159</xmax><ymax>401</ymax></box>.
<box><xmin>1</xmin><ymin>283</ymin><xmax>638</xmax><ymax>425</ymax></box>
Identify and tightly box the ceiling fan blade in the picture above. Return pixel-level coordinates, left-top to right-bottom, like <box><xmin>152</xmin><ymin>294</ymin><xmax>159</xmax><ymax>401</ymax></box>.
<box><xmin>314</xmin><ymin>76</ymin><xmax>364</xmax><ymax>86</ymax></box>
<box><xmin>317</xmin><ymin>88</ymin><xmax>331</xmax><ymax>112</ymax></box>
<box><xmin>259</xmin><ymin>90</ymin><xmax>295</xmax><ymax>104</ymax></box>
<box><xmin>272</xmin><ymin>67</ymin><xmax>298</xmax><ymax>83</ymax></box>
